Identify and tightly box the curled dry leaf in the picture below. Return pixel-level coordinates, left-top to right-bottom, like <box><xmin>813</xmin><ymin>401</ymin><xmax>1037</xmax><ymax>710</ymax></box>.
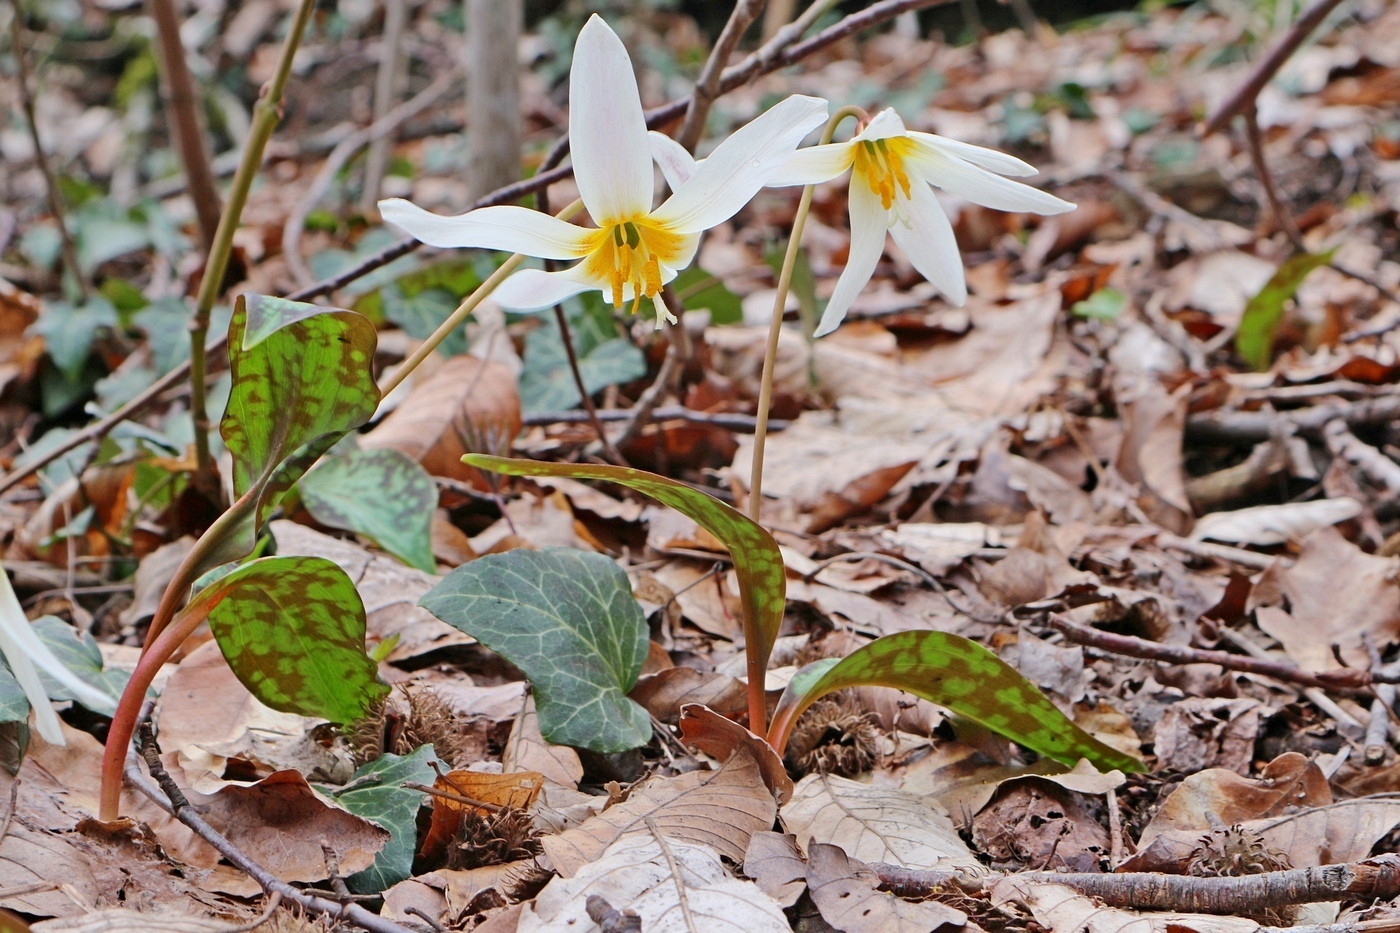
<box><xmin>1151</xmin><ymin>696</ymin><xmax>1265</xmax><ymax>775</ymax></box>
<box><xmin>781</xmin><ymin>773</ymin><xmax>982</xmax><ymax>872</ymax></box>
<box><xmin>678</xmin><ymin>703</ymin><xmax>793</xmax><ymax>804</ymax></box>
<box><xmin>630</xmin><ymin>666</ymin><xmax>749</xmax><ymax>723</ymax></box>
<box><xmin>519</xmin><ymin>836</ymin><xmax>790</xmax><ymax>933</ymax></box>
<box><xmin>362</xmin><ymin>354</ymin><xmax>521</xmax><ymax>486</ymax></box>
<box><xmin>1189</xmin><ymin>498</ymin><xmax>1363</xmax><ymax>545</ymax></box>
<box><xmin>419</xmin><ymin>768</ymin><xmax>544</xmax><ymax>863</ymax></box>
<box><xmin>806</xmin><ymin>841</ymin><xmax>967</xmax><ymax>933</ymax></box>
<box><xmin>540</xmin><ymin>749</ymin><xmax>777</xmax><ymax>878</ymax></box>
<box><xmin>742</xmin><ymin>831</ymin><xmax>808</xmax><ymax>907</ymax></box>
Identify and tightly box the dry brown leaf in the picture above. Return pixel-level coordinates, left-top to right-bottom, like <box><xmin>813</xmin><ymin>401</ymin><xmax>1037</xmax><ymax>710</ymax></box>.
<box><xmin>502</xmin><ymin>694</ymin><xmax>584</xmax><ymax>790</ymax></box>
<box><xmin>742</xmin><ymin>831</ymin><xmax>808</xmax><ymax>907</ymax></box>
<box><xmin>0</xmin><ymin>823</ymin><xmax>98</xmax><ymax>917</ymax></box>
<box><xmin>990</xmin><ymin>878</ymin><xmax>1261</xmax><ymax>933</ymax></box>
<box><xmin>539</xmin><ymin>749</ymin><xmax>777</xmax><ymax>878</ymax></box>
<box><xmin>971</xmin><ymin>777</ymin><xmax>1110</xmax><ymax>872</ymax></box>
<box><xmin>1151</xmin><ymin>697</ymin><xmax>1264</xmax><ymax>775</ymax></box>
<box><xmin>362</xmin><ymin>354</ymin><xmax>521</xmax><ymax>485</ymax></box>
<box><xmin>419</xmin><ymin>768</ymin><xmax>544</xmax><ymax>862</ymax></box>
<box><xmin>877</xmin><ymin>522</ymin><xmax>1003</xmax><ymax>575</ymax></box>
<box><xmin>1189</xmin><ymin>499</ymin><xmax>1363</xmax><ymax>545</ymax></box>
<box><xmin>520</xmin><ymin>835</ymin><xmax>790</xmax><ymax>933</ymax></box>
<box><xmin>269</xmin><ymin>520</ymin><xmax>469</xmax><ymax>663</ymax></box>
<box><xmin>1115</xmin><ymin>381</ymin><xmax>1191</xmax><ymax>533</ymax></box>
<box><xmin>1251</xmin><ymin>527</ymin><xmax>1400</xmax><ymax>671</ymax></box>
<box><xmin>469</xmin><ymin>489</ymin><xmax>585</xmax><ymax>553</ymax></box>
<box><xmin>806</xmin><ymin>841</ymin><xmax>967</xmax><ymax>932</ymax></box>
<box><xmin>781</xmin><ymin>773</ymin><xmax>981</xmax><ymax>871</ymax></box>
<box><xmin>678</xmin><ymin>703</ymin><xmax>793</xmax><ymax>804</ymax></box>
<box><xmin>630</xmin><ymin>667</ymin><xmax>748</xmax><ymax>723</ymax></box>
<box><xmin>29</xmin><ymin>910</ymin><xmax>244</xmax><ymax>932</ymax></box>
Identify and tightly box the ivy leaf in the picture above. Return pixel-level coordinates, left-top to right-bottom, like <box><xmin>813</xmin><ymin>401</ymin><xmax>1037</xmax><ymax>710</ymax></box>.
<box><xmin>769</xmin><ymin>631</ymin><xmax>1144</xmax><ymax>774</ymax></box>
<box><xmin>185</xmin><ymin>556</ymin><xmax>388</xmax><ymax>724</ymax></box>
<box><xmin>214</xmin><ymin>294</ymin><xmax>380</xmax><ymax>571</ymax></box>
<box><xmin>420</xmin><ymin>548</ymin><xmax>650</xmax><ymax>752</ymax></box>
<box><xmin>381</xmin><ymin>284</ymin><xmax>467</xmax><ymax>357</ymax></box>
<box><xmin>322</xmin><ymin>744</ymin><xmax>440</xmax><ymax>894</ymax></box>
<box><xmin>31</xmin><ymin>296</ymin><xmax>118</xmax><ymax>379</ymax></box>
<box><xmin>519</xmin><ymin>297</ymin><xmax>645</xmax><ymax>414</ymax></box>
<box><xmin>0</xmin><ymin>660</ymin><xmax>27</xmax><ymax>724</ymax></box>
<box><xmin>1235</xmin><ymin>249</ymin><xmax>1335</xmax><ymax>371</ymax></box>
<box><xmin>299</xmin><ymin>449</ymin><xmax>437</xmax><ymax>572</ymax></box>
<box><xmin>461</xmin><ymin>455</ymin><xmax>786</xmax><ymax>688</ymax></box>
<box><xmin>31</xmin><ymin>616</ymin><xmax>126</xmax><ymax>712</ymax></box>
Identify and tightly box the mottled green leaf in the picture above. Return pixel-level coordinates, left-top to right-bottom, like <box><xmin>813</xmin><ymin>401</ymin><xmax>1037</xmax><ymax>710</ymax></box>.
<box><xmin>420</xmin><ymin>548</ymin><xmax>650</xmax><ymax>752</ymax></box>
<box><xmin>216</xmin><ymin>294</ymin><xmax>380</xmax><ymax>568</ymax></box>
<box><xmin>769</xmin><ymin>631</ymin><xmax>1143</xmax><ymax>773</ymax></box>
<box><xmin>300</xmin><ymin>449</ymin><xmax>437</xmax><ymax>572</ymax></box>
<box><xmin>190</xmin><ymin>556</ymin><xmax>388</xmax><ymax>723</ymax></box>
<box><xmin>1235</xmin><ymin>249</ymin><xmax>1335</xmax><ymax>371</ymax></box>
<box><xmin>31</xmin><ymin>616</ymin><xmax>125</xmax><ymax>712</ymax></box>
<box><xmin>462</xmin><ymin>455</ymin><xmax>786</xmax><ymax>683</ymax></box>
<box><xmin>321</xmin><ymin>744</ymin><xmax>439</xmax><ymax>894</ymax></box>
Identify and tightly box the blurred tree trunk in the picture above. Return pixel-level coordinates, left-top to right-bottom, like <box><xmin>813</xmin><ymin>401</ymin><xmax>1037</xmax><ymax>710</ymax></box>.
<box><xmin>467</xmin><ymin>0</ymin><xmax>521</xmax><ymax>200</ymax></box>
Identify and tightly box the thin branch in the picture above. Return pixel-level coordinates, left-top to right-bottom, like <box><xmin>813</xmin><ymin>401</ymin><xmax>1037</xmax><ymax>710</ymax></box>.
<box><xmin>149</xmin><ymin>0</ymin><xmax>222</xmax><ymax>253</ymax></box>
<box><xmin>521</xmin><ymin>405</ymin><xmax>789</xmax><ymax>433</ymax></box>
<box><xmin>1202</xmin><ymin>0</ymin><xmax>1350</xmax><ymax>136</ymax></box>
<box><xmin>1185</xmin><ymin>395</ymin><xmax>1400</xmax><ymax>446</ymax></box>
<box><xmin>1242</xmin><ymin>105</ymin><xmax>1305</xmax><ymax>251</ymax></box>
<box><xmin>9</xmin><ymin>4</ymin><xmax>87</xmax><ymax>299</ymax></box>
<box><xmin>677</xmin><ymin>0</ymin><xmax>767</xmax><ymax>152</ymax></box>
<box><xmin>128</xmin><ymin>726</ymin><xmax>416</xmax><ymax>933</ymax></box>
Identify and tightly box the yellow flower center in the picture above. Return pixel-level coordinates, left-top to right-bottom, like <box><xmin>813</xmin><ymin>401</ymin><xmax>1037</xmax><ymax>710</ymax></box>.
<box><xmin>581</xmin><ymin>217</ymin><xmax>686</xmax><ymax>316</ymax></box>
<box><xmin>854</xmin><ymin>137</ymin><xmax>914</xmax><ymax>212</ymax></box>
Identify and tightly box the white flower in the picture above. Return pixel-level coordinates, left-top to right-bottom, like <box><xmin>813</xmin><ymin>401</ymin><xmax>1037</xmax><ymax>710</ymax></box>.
<box><xmin>775</xmin><ymin>108</ymin><xmax>1075</xmax><ymax>337</ymax></box>
<box><xmin>381</xmin><ymin>15</ymin><xmax>827</xmax><ymax>328</ymax></box>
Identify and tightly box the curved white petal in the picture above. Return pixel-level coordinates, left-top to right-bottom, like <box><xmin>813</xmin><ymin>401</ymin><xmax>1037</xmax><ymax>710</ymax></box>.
<box><xmin>651</xmin><ymin>95</ymin><xmax>828</xmax><ymax>233</ymax></box>
<box><xmin>649</xmin><ymin>131</ymin><xmax>700</xmax><ymax>190</ymax></box>
<box><xmin>665</xmin><ymin>231</ymin><xmax>702</xmax><ymax>276</ymax></box>
<box><xmin>814</xmin><ymin>182</ymin><xmax>888</xmax><ymax>338</ymax></box>
<box><xmin>906</xmin><ymin>145</ymin><xmax>1075</xmax><ymax>215</ymax></box>
<box><xmin>888</xmin><ymin>182</ymin><xmax>967</xmax><ymax>306</ymax></box>
<box><xmin>491</xmin><ymin>265</ymin><xmax>599</xmax><ymax>310</ymax></box>
<box><xmin>379</xmin><ymin>200</ymin><xmax>591</xmax><ymax>258</ymax></box>
<box><xmin>570</xmin><ymin>16</ymin><xmax>654</xmax><ymax>224</ymax></box>
<box><xmin>772</xmin><ymin>141</ymin><xmax>856</xmax><ymax>187</ymax></box>
<box><xmin>852</xmin><ymin>107</ymin><xmax>908</xmax><ymax>142</ymax></box>
<box><xmin>908</xmin><ymin>132</ymin><xmax>1039</xmax><ymax>177</ymax></box>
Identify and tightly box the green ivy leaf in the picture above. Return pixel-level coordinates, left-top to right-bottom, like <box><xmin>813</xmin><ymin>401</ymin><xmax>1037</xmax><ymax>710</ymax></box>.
<box><xmin>519</xmin><ymin>296</ymin><xmax>646</xmax><ymax>414</ymax></box>
<box><xmin>1235</xmin><ymin>249</ymin><xmax>1336</xmax><ymax>371</ymax></box>
<box><xmin>215</xmin><ymin>294</ymin><xmax>380</xmax><ymax>569</ymax></box>
<box><xmin>321</xmin><ymin>744</ymin><xmax>440</xmax><ymax>894</ymax></box>
<box><xmin>461</xmin><ymin>455</ymin><xmax>786</xmax><ymax>684</ymax></box>
<box><xmin>300</xmin><ymin>449</ymin><xmax>437</xmax><ymax>572</ymax></box>
<box><xmin>189</xmin><ymin>556</ymin><xmax>388</xmax><ymax>723</ymax></box>
<box><xmin>31</xmin><ymin>616</ymin><xmax>126</xmax><ymax>713</ymax></box>
<box><xmin>771</xmin><ymin>631</ymin><xmax>1143</xmax><ymax>773</ymax></box>
<box><xmin>672</xmin><ymin>266</ymin><xmax>743</xmax><ymax>325</ymax></box>
<box><xmin>31</xmin><ymin>296</ymin><xmax>118</xmax><ymax>379</ymax></box>
<box><xmin>0</xmin><ymin>661</ymin><xmax>27</xmax><ymax>724</ymax></box>
<box><xmin>381</xmin><ymin>284</ymin><xmax>467</xmax><ymax>357</ymax></box>
<box><xmin>420</xmin><ymin>548</ymin><xmax>650</xmax><ymax>752</ymax></box>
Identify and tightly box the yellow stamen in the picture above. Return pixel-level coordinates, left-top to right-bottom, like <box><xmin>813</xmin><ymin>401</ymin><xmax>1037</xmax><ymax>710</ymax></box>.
<box><xmin>581</xmin><ymin>216</ymin><xmax>687</xmax><ymax>317</ymax></box>
<box><xmin>855</xmin><ymin>136</ymin><xmax>915</xmax><ymax>214</ymax></box>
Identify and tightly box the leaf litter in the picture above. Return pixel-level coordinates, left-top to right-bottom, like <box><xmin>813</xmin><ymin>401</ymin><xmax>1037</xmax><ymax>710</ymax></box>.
<box><xmin>4</xmin><ymin>0</ymin><xmax>1400</xmax><ymax>930</ymax></box>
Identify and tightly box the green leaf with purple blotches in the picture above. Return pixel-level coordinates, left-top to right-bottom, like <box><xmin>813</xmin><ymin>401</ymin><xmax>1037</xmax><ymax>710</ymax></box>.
<box><xmin>768</xmin><ymin>631</ymin><xmax>1143</xmax><ymax>773</ymax></box>
<box><xmin>188</xmin><ymin>555</ymin><xmax>388</xmax><ymax>724</ymax></box>
<box><xmin>300</xmin><ymin>448</ymin><xmax>437</xmax><ymax>572</ymax></box>
<box><xmin>461</xmin><ymin>454</ymin><xmax>785</xmax><ymax>680</ymax></box>
<box><xmin>212</xmin><ymin>294</ymin><xmax>380</xmax><ymax>570</ymax></box>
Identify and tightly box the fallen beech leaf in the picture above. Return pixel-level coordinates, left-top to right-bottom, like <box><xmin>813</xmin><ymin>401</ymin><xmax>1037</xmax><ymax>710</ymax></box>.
<box><xmin>540</xmin><ymin>749</ymin><xmax>777</xmax><ymax>877</ymax></box>
<box><xmin>0</xmin><ymin>823</ymin><xmax>98</xmax><ymax>917</ymax></box>
<box><xmin>1152</xmin><ymin>696</ymin><xmax>1264</xmax><ymax>775</ymax></box>
<box><xmin>971</xmin><ymin>776</ymin><xmax>1111</xmax><ymax>872</ymax></box>
<box><xmin>419</xmin><ymin>767</ymin><xmax>544</xmax><ymax>863</ymax></box>
<box><xmin>991</xmin><ymin>877</ymin><xmax>1261</xmax><ymax>933</ymax></box>
<box><xmin>678</xmin><ymin>703</ymin><xmax>793</xmax><ymax>804</ymax></box>
<box><xmin>743</xmin><ymin>831</ymin><xmax>807</xmax><ymax>907</ymax></box>
<box><xmin>362</xmin><ymin>354</ymin><xmax>521</xmax><ymax>486</ymax></box>
<box><xmin>630</xmin><ymin>667</ymin><xmax>748</xmax><ymax>723</ymax></box>
<box><xmin>781</xmin><ymin>773</ymin><xmax>981</xmax><ymax>871</ymax></box>
<box><xmin>1189</xmin><ymin>498</ymin><xmax>1362</xmax><ymax>545</ymax></box>
<box><xmin>806</xmin><ymin>841</ymin><xmax>967</xmax><ymax>932</ymax></box>
<box><xmin>520</xmin><ymin>836</ymin><xmax>789</xmax><ymax>933</ymax></box>
<box><xmin>502</xmin><ymin>694</ymin><xmax>584</xmax><ymax>790</ymax></box>
<box><xmin>30</xmin><ymin>910</ymin><xmax>247</xmax><ymax>932</ymax></box>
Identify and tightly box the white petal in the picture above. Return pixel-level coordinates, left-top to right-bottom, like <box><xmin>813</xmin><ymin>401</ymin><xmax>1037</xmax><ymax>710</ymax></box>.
<box><xmin>908</xmin><ymin>132</ymin><xmax>1039</xmax><ymax>177</ymax></box>
<box><xmin>651</xmin><ymin>95</ymin><xmax>828</xmax><ymax>233</ymax></box>
<box><xmin>570</xmin><ymin>16</ymin><xmax>654</xmax><ymax>224</ymax></box>
<box><xmin>814</xmin><ymin>182</ymin><xmax>888</xmax><ymax>337</ymax></box>
<box><xmin>906</xmin><ymin>144</ymin><xmax>1075</xmax><ymax>215</ymax></box>
<box><xmin>852</xmin><ymin>107</ymin><xmax>908</xmax><ymax>142</ymax></box>
<box><xmin>649</xmin><ymin>131</ymin><xmax>699</xmax><ymax>190</ymax></box>
<box><xmin>491</xmin><ymin>266</ymin><xmax>599</xmax><ymax>310</ymax></box>
<box><xmin>379</xmin><ymin>200</ymin><xmax>591</xmax><ymax>258</ymax></box>
<box><xmin>771</xmin><ymin>141</ymin><xmax>856</xmax><ymax>187</ymax></box>
<box><xmin>888</xmin><ymin>182</ymin><xmax>967</xmax><ymax>306</ymax></box>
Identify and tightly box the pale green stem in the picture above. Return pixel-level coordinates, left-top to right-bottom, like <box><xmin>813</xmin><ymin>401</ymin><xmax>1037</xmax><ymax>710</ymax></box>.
<box><xmin>748</xmin><ymin>106</ymin><xmax>864</xmax><ymax>522</ymax></box>
<box><xmin>376</xmin><ymin>198</ymin><xmax>585</xmax><ymax>402</ymax></box>
<box><xmin>188</xmin><ymin>0</ymin><xmax>316</xmax><ymax>492</ymax></box>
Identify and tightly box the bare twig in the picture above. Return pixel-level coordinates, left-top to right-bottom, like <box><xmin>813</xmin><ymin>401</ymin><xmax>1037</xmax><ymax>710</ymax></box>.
<box><xmin>1202</xmin><ymin>0</ymin><xmax>1350</xmax><ymax>136</ymax></box>
<box><xmin>677</xmin><ymin>0</ymin><xmax>767</xmax><ymax>152</ymax></box>
<box><xmin>128</xmin><ymin>725</ymin><xmax>416</xmax><ymax>933</ymax></box>
<box><xmin>401</xmin><ymin>780</ymin><xmax>504</xmax><ymax>813</ymax></box>
<box><xmin>522</xmin><ymin>405</ymin><xmax>787</xmax><ymax>433</ymax></box>
<box><xmin>359</xmin><ymin>0</ymin><xmax>407</xmax><ymax>214</ymax></box>
<box><xmin>1242</xmin><ymin>105</ymin><xmax>1306</xmax><ymax>251</ymax></box>
<box><xmin>1323</xmin><ymin>418</ymin><xmax>1400</xmax><ymax>497</ymax></box>
<box><xmin>149</xmin><ymin>0</ymin><xmax>222</xmax><ymax>253</ymax></box>
<box><xmin>9</xmin><ymin>4</ymin><xmax>87</xmax><ymax>299</ymax></box>
<box><xmin>0</xmin><ymin>779</ymin><xmax>17</xmax><ymax>843</ymax></box>
<box><xmin>646</xmin><ymin>817</ymin><xmax>698</xmax><ymax>932</ymax></box>
<box><xmin>1185</xmin><ymin>395</ymin><xmax>1400</xmax><ymax>446</ymax></box>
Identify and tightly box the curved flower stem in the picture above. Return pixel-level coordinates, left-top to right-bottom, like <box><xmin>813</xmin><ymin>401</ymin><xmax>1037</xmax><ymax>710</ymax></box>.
<box><xmin>376</xmin><ymin>198</ymin><xmax>585</xmax><ymax>402</ymax></box>
<box><xmin>748</xmin><ymin>106</ymin><xmax>865</xmax><ymax>522</ymax></box>
<box><xmin>188</xmin><ymin>0</ymin><xmax>317</xmax><ymax>494</ymax></box>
